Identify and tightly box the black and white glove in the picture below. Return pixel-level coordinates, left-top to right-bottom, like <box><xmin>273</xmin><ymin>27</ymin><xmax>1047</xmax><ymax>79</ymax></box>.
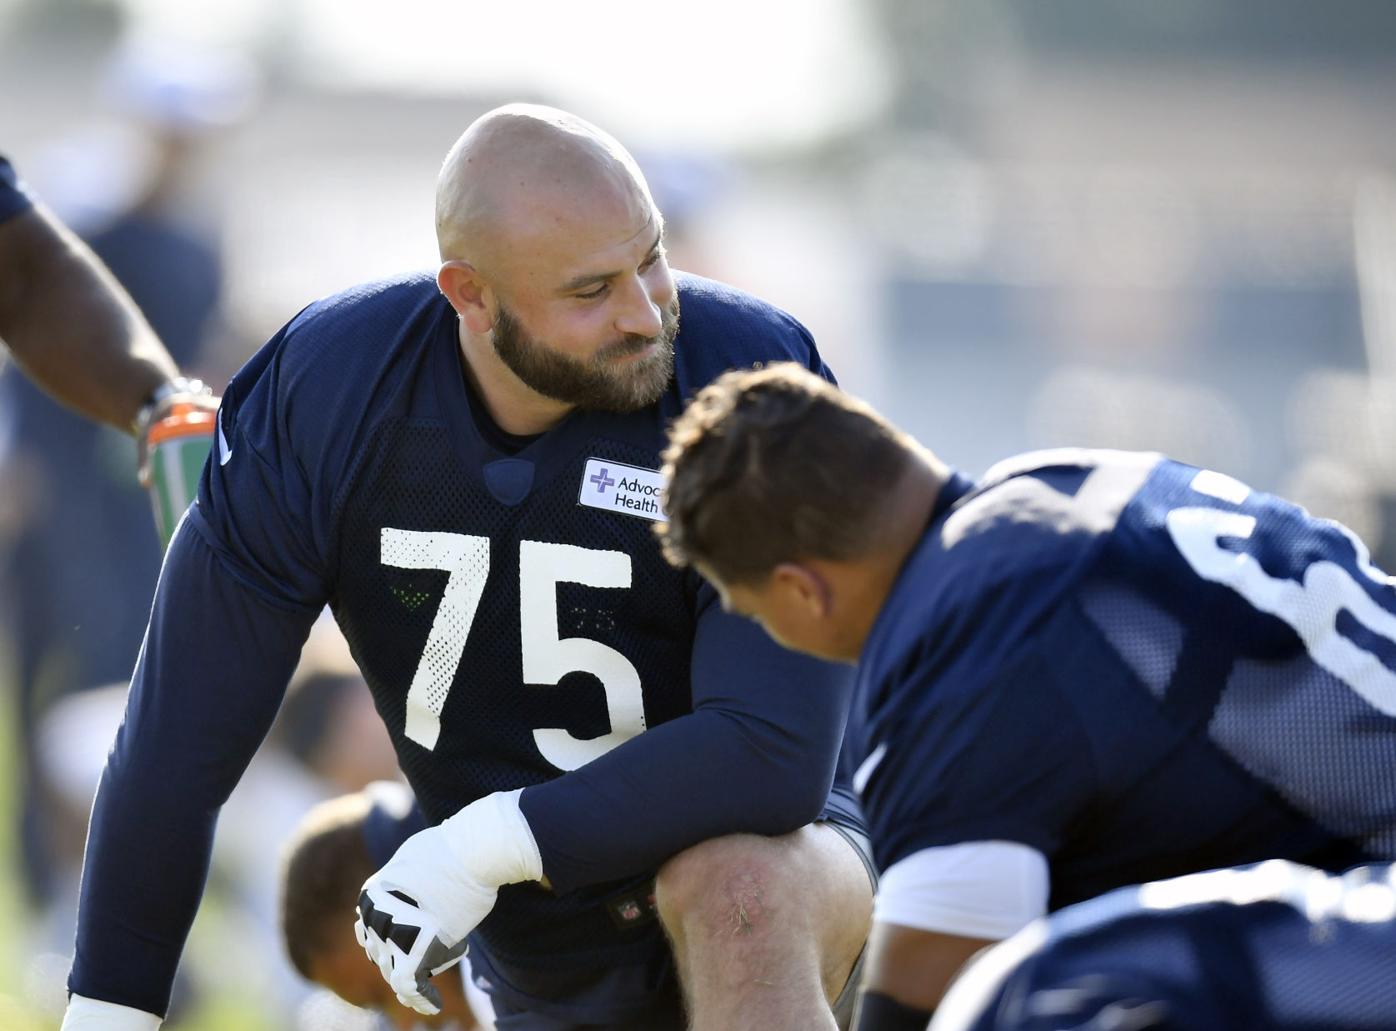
<box><xmin>355</xmin><ymin>788</ymin><xmax>542</xmax><ymax>1016</ymax></box>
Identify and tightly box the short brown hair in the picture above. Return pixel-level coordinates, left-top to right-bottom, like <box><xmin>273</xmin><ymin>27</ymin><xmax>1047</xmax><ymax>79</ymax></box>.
<box><xmin>278</xmin><ymin>793</ymin><xmax>376</xmax><ymax>979</ymax></box>
<box><xmin>658</xmin><ymin>363</ymin><xmax>920</xmax><ymax>584</ymax></box>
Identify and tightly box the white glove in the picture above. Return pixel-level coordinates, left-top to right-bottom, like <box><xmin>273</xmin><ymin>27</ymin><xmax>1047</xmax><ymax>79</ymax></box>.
<box><xmin>61</xmin><ymin>995</ymin><xmax>162</xmax><ymax>1030</ymax></box>
<box><xmin>355</xmin><ymin>788</ymin><xmax>542</xmax><ymax>1015</ymax></box>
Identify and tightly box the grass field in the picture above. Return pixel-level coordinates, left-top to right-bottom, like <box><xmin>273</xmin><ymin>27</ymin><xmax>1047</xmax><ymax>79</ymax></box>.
<box><xmin>0</xmin><ymin>639</ymin><xmax>286</xmax><ymax>1030</ymax></box>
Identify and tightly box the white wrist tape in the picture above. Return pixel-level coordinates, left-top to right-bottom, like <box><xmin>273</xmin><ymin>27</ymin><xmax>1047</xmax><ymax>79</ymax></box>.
<box><xmin>439</xmin><ymin>788</ymin><xmax>544</xmax><ymax>888</ymax></box>
<box><xmin>62</xmin><ymin>995</ymin><xmax>162</xmax><ymax>1031</ymax></box>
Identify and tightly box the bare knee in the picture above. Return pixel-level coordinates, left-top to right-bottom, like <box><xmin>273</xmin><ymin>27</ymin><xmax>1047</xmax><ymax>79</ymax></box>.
<box><xmin>655</xmin><ymin>827</ymin><xmax>870</xmax><ymax>955</ymax></box>
<box><xmin>655</xmin><ymin>833</ymin><xmax>791</xmax><ymax>944</ymax></box>
<box><xmin>657</xmin><ymin>832</ymin><xmax>850</xmax><ymax>1028</ymax></box>
<box><xmin>655</xmin><ymin>826</ymin><xmax>873</xmax><ymax>1024</ymax></box>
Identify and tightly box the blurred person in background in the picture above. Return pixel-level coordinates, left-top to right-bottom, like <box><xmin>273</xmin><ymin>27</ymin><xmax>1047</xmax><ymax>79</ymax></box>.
<box><xmin>658</xmin><ymin>363</ymin><xmax>1396</xmax><ymax>1030</ymax></box>
<box><xmin>281</xmin><ymin>782</ymin><xmax>494</xmax><ymax>1031</ymax></box>
<box><xmin>0</xmin><ymin>35</ymin><xmax>250</xmax><ymax>906</ymax></box>
<box><xmin>63</xmin><ymin>103</ymin><xmax>873</xmax><ymax>1031</ymax></box>
<box><xmin>271</xmin><ymin>619</ymin><xmax>408</xmax><ymax>798</ymax></box>
<box><xmin>0</xmin><ymin>141</ymin><xmax>218</xmax><ymax>909</ymax></box>
<box><xmin>628</xmin><ymin>150</ymin><xmax>729</xmax><ymax>281</ymax></box>
<box><xmin>931</xmin><ymin>860</ymin><xmax>1396</xmax><ymax>1031</ymax></box>
<box><xmin>34</xmin><ymin>618</ymin><xmax>401</xmax><ymax>1022</ymax></box>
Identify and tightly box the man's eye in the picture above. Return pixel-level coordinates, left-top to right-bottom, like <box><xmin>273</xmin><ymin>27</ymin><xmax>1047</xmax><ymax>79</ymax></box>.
<box><xmin>640</xmin><ymin>250</ymin><xmax>665</xmax><ymax>271</ymax></box>
<box><xmin>576</xmin><ymin>284</ymin><xmax>608</xmax><ymax>300</ymax></box>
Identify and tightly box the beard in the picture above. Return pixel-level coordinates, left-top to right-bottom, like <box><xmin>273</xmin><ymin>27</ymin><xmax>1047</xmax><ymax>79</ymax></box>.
<box><xmin>491</xmin><ymin>297</ymin><xmax>679</xmax><ymax>412</ymax></box>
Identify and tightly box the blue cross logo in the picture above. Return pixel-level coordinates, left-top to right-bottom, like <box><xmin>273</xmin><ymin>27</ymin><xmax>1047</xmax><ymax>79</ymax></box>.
<box><xmin>590</xmin><ymin>467</ymin><xmax>616</xmax><ymax>494</ymax></box>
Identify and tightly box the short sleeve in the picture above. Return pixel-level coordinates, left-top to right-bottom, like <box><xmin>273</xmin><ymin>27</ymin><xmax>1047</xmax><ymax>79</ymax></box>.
<box><xmin>185</xmin><ymin>317</ymin><xmax>336</xmax><ymax>611</ymax></box>
<box><xmin>861</xmin><ymin>640</ymin><xmax>1099</xmax><ymax>872</ymax></box>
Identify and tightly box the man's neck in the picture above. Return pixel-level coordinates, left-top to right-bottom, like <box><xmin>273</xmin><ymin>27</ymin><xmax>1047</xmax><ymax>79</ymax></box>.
<box><xmin>458</xmin><ymin>326</ymin><xmax>573</xmax><ymax>436</ymax></box>
<box><xmin>845</xmin><ymin>458</ymin><xmax>949</xmax><ymax>659</ymax></box>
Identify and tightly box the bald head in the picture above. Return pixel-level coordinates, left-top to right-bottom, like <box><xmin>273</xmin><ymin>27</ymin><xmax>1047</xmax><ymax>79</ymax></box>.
<box><xmin>435</xmin><ymin>104</ymin><xmax>657</xmax><ymax>269</ymax></box>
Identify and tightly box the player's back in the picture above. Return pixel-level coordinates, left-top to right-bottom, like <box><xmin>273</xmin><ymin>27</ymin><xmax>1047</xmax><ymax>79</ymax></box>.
<box><xmin>854</xmin><ymin>449</ymin><xmax>1396</xmax><ymax>907</ymax></box>
<box><xmin>933</xmin><ymin>861</ymin><xmax>1396</xmax><ymax>1031</ymax></box>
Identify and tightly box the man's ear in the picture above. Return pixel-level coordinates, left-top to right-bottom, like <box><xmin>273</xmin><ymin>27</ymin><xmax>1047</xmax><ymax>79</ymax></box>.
<box><xmin>438</xmin><ymin>260</ymin><xmax>494</xmax><ymax>334</ymax></box>
<box><xmin>770</xmin><ymin>562</ymin><xmax>833</xmax><ymax>619</ymax></box>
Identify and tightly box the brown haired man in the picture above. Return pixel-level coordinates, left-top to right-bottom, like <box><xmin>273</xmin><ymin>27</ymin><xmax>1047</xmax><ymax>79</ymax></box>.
<box><xmin>659</xmin><ymin>362</ymin><xmax>1396</xmax><ymax>1030</ymax></box>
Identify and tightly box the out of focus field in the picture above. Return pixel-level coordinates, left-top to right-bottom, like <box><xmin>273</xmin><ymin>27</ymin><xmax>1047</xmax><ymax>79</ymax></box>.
<box><xmin>0</xmin><ymin>646</ymin><xmax>279</xmax><ymax>1029</ymax></box>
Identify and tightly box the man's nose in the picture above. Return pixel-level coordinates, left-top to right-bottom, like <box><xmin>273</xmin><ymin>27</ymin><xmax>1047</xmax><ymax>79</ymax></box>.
<box><xmin>614</xmin><ymin>277</ymin><xmax>664</xmax><ymax>339</ymax></box>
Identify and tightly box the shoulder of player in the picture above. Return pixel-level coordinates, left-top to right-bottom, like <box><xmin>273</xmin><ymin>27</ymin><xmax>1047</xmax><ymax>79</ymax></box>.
<box><xmin>223</xmin><ymin>271</ymin><xmax>448</xmax><ymax>465</ymax></box>
<box><xmin>861</xmin><ymin>475</ymin><xmax>1105</xmax><ymax>691</ymax></box>
<box><xmin>276</xmin><ymin>270</ymin><xmax>444</xmax><ymax>372</ymax></box>
<box><xmin>245</xmin><ymin>271</ymin><xmax>448</xmax><ymax>421</ymax></box>
<box><xmin>672</xmin><ymin>271</ymin><xmax>819</xmax><ymax>385</ymax></box>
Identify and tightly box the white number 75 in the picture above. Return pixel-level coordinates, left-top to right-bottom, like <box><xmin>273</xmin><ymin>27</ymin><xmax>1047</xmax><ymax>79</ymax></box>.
<box><xmin>381</xmin><ymin>529</ymin><xmax>647</xmax><ymax>770</ymax></box>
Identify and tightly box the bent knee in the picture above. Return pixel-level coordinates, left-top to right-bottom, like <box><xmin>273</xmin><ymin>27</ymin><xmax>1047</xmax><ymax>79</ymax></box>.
<box><xmin>655</xmin><ymin>832</ymin><xmax>796</xmax><ymax>937</ymax></box>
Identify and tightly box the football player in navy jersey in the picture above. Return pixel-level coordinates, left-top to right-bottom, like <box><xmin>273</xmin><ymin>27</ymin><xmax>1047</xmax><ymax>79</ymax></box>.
<box><xmin>932</xmin><ymin>861</ymin><xmax>1396</xmax><ymax>1031</ymax></box>
<box><xmin>62</xmin><ymin>107</ymin><xmax>874</xmax><ymax>1031</ymax></box>
<box><xmin>658</xmin><ymin>363</ymin><xmax>1396</xmax><ymax>1031</ymax></box>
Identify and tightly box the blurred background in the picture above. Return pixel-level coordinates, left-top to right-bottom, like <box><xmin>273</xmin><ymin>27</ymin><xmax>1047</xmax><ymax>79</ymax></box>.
<box><xmin>1</xmin><ymin>0</ymin><xmax>1394</xmax><ymax>1027</ymax></box>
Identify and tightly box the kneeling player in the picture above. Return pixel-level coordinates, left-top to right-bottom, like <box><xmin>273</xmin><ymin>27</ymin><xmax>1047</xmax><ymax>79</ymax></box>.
<box><xmin>62</xmin><ymin>108</ymin><xmax>873</xmax><ymax>1031</ymax></box>
<box><xmin>658</xmin><ymin>364</ymin><xmax>1396</xmax><ymax>1029</ymax></box>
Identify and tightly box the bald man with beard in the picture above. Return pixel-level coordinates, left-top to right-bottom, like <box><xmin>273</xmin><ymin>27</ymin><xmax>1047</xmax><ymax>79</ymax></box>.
<box><xmin>62</xmin><ymin>105</ymin><xmax>873</xmax><ymax>1031</ymax></box>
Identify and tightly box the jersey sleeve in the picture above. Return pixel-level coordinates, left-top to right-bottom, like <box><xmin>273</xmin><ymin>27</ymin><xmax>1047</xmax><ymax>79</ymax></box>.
<box><xmin>68</xmin><ymin>522</ymin><xmax>319</xmax><ymax>1015</ymax></box>
<box><xmin>68</xmin><ymin>319</ymin><xmax>338</xmax><ymax>1016</ymax></box>
<box><xmin>860</xmin><ymin>639</ymin><xmax>1099</xmax><ymax>874</ymax></box>
<box><xmin>0</xmin><ymin>156</ymin><xmax>34</xmax><ymax>224</ymax></box>
<box><xmin>185</xmin><ymin>315</ymin><xmax>342</xmax><ymax>608</ymax></box>
<box><xmin>519</xmin><ymin>579</ymin><xmax>855</xmax><ymax>894</ymax></box>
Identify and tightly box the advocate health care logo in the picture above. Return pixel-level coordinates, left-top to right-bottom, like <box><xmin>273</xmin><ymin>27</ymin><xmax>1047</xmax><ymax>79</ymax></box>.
<box><xmin>578</xmin><ymin>457</ymin><xmax>668</xmax><ymax>522</ymax></box>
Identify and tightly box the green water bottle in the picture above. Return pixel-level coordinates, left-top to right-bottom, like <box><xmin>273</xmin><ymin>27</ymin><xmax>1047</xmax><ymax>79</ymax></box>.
<box><xmin>145</xmin><ymin>404</ymin><xmax>216</xmax><ymax>548</ymax></box>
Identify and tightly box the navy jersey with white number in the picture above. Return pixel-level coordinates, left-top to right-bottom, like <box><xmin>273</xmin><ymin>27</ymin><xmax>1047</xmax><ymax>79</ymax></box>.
<box><xmin>71</xmin><ymin>271</ymin><xmax>858</xmax><ymax>1017</ymax></box>
<box><xmin>935</xmin><ymin>861</ymin><xmax>1396</xmax><ymax>1030</ymax></box>
<box><xmin>852</xmin><ymin>449</ymin><xmax>1396</xmax><ymax>910</ymax></box>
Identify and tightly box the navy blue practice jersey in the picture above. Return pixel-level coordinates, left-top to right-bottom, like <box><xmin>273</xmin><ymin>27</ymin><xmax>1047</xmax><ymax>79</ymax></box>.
<box><xmin>851</xmin><ymin>448</ymin><xmax>1396</xmax><ymax>910</ymax></box>
<box><xmin>0</xmin><ymin>155</ymin><xmax>34</xmax><ymax>223</ymax></box>
<box><xmin>71</xmin><ymin>271</ymin><xmax>858</xmax><ymax>1017</ymax></box>
<box><xmin>934</xmin><ymin>861</ymin><xmax>1396</xmax><ymax>1030</ymax></box>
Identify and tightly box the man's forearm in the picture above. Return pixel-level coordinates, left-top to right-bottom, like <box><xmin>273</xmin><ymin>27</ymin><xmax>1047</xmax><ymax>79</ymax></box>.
<box><xmin>0</xmin><ymin>203</ymin><xmax>179</xmax><ymax>431</ymax></box>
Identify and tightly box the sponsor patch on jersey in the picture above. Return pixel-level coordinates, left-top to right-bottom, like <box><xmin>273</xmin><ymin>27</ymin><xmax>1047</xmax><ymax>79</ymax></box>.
<box><xmin>578</xmin><ymin>458</ymin><xmax>668</xmax><ymax>522</ymax></box>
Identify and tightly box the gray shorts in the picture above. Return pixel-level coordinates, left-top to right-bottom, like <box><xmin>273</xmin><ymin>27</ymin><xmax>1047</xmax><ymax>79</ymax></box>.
<box><xmin>823</xmin><ymin>820</ymin><xmax>877</xmax><ymax>1030</ymax></box>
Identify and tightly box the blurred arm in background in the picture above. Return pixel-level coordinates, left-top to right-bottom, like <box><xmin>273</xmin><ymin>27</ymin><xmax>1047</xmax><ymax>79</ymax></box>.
<box><xmin>0</xmin><ymin>155</ymin><xmax>186</xmax><ymax>434</ymax></box>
